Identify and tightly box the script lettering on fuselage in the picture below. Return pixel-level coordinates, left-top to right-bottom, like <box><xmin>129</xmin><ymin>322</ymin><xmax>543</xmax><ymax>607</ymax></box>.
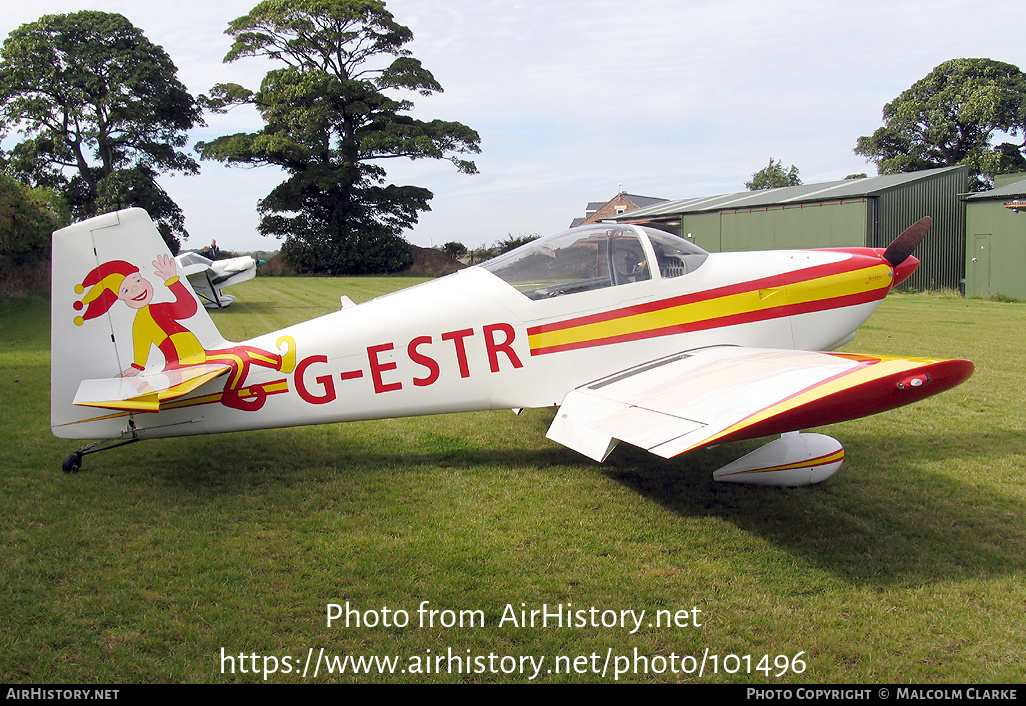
<box><xmin>294</xmin><ymin>323</ymin><xmax>523</xmax><ymax>405</ymax></box>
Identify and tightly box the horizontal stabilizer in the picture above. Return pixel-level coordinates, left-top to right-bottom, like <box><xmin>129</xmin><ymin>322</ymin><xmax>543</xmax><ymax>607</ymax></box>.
<box><xmin>73</xmin><ymin>363</ymin><xmax>230</xmax><ymax>412</ymax></box>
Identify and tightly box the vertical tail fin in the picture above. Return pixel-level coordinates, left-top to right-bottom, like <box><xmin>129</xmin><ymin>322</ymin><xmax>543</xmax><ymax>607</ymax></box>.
<box><xmin>51</xmin><ymin>209</ymin><xmax>226</xmax><ymax>439</ymax></box>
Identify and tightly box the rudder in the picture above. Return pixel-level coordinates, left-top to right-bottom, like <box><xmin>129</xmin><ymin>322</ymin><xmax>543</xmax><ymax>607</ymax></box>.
<box><xmin>51</xmin><ymin>209</ymin><xmax>227</xmax><ymax>439</ymax></box>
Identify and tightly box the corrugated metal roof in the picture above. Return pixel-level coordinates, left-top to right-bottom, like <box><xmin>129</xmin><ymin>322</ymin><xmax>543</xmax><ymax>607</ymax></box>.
<box><xmin>963</xmin><ymin>178</ymin><xmax>1026</xmax><ymax>200</ymax></box>
<box><xmin>609</xmin><ymin>166</ymin><xmax>965</xmax><ymax>220</ymax></box>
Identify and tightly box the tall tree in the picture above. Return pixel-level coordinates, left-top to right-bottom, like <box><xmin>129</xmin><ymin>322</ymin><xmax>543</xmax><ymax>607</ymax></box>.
<box><xmin>0</xmin><ymin>11</ymin><xmax>203</xmax><ymax>252</ymax></box>
<box><xmin>198</xmin><ymin>0</ymin><xmax>481</xmax><ymax>274</ymax></box>
<box><xmin>855</xmin><ymin>58</ymin><xmax>1026</xmax><ymax>190</ymax></box>
<box><xmin>746</xmin><ymin>159</ymin><xmax>802</xmax><ymax>190</ymax></box>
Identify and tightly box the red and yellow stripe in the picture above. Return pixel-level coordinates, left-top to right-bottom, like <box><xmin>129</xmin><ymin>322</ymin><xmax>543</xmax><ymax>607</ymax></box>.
<box><xmin>527</xmin><ymin>258</ymin><xmax>892</xmax><ymax>356</ymax></box>
<box><xmin>717</xmin><ymin>447</ymin><xmax>846</xmax><ymax>478</ymax></box>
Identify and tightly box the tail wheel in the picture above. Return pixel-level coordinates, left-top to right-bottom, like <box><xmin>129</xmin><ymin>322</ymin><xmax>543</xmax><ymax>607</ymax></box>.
<box><xmin>62</xmin><ymin>453</ymin><xmax>82</xmax><ymax>474</ymax></box>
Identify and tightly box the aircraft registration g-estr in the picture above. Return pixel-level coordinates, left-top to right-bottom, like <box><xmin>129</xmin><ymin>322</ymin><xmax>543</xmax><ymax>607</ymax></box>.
<box><xmin>52</xmin><ymin>208</ymin><xmax>973</xmax><ymax>485</ymax></box>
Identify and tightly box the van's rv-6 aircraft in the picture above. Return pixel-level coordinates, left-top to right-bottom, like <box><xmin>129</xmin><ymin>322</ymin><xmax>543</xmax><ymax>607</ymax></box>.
<box><xmin>52</xmin><ymin>209</ymin><xmax>973</xmax><ymax>484</ymax></box>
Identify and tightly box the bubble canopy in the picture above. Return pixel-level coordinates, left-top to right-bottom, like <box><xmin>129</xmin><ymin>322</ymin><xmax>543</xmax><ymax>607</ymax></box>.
<box><xmin>479</xmin><ymin>224</ymin><xmax>709</xmax><ymax>300</ymax></box>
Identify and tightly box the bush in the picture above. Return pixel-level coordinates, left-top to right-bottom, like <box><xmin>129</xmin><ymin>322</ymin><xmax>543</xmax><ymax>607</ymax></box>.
<box><xmin>0</xmin><ymin>175</ymin><xmax>67</xmax><ymax>295</ymax></box>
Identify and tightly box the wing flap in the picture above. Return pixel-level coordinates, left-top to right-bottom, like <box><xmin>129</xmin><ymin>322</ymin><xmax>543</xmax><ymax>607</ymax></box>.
<box><xmin>73</xmin><ymin>363</ymin><xmax>231</xmax><ymax>412</ymax></box>
<box><xmin>548</xmin><ymin>346</ymin><xmax>973</xmax><ymax>460</ymax></box>
<box><xmin>546</xmin><ymin>391</ymin><xmax>626</xmax><ymax>462</ymax></box>
<box><xmin>586</xmin><ymin>404</ymin><xmax>704</xmax><ymax>455</ymax></box>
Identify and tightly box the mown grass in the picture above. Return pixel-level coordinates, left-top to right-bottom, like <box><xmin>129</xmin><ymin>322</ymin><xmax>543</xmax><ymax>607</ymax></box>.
<box><xmin>1</xmin><ymin>280</ymin><xmax>1023</xmax><ymax>683</ymax></box>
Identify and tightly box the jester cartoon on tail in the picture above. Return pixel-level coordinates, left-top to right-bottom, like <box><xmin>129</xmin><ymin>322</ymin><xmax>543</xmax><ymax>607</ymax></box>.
<box><xmin>49</xmin><ymin>209</ymin><xmax>303</xmax><ymax>473</ymax></box>
<box><xmin>73</xmin><ymin>253</ymin><xmax>296</xmax><ymax>411</ymax></box>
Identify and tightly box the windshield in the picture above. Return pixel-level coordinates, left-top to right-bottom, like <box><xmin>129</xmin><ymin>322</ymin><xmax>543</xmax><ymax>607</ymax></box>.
<box><xmin>646</xmin><ymin>229</ymin><xmax>709</xmax><ymax>278</ymax></box>
<box><xmin>481</xmin><ymin>224</ymin><xmax>707</xmax><ymax>299</ymax></box>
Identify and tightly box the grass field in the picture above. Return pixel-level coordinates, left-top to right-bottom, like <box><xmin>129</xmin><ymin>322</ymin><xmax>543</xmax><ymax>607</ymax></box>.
<box><xmin>1</xmin><ymin>278</ymin><xmax>1024</xmax><ymax>683</ymax></box>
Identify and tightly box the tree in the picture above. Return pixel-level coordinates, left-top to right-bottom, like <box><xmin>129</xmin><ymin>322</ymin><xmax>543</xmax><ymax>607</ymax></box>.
<box><xmin>745</xmin><ymin>159</ymin><xmax>802</xmax><ymax>190</ymax></box>
<box><xmin>495</xmin><ymin>233</ymin><xmax>540</xmax><ymax>254</ymax></box>
<box><xmin>854</xmin><ymin>58</ymin><xmax>1026</xmax><ymax>190</ymax></box>
<box><xmin>0</xmin><ymin>11</ymin><xmax>204</xmax><ymax>253</ymax></box>
<box><xmin>198</xmin><ymin>0</ymin><xmax>481</xmax><ymax>274</ymax></box>
<box><xmin>440</xmin><ymin>241</ymin><xmax>467</xmax><ymax>260</ymax></box>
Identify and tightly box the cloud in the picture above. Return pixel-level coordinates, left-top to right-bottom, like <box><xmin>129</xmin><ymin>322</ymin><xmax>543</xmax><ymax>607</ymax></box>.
<box><xmin>2</xmin><ymin>0</ymin><xmax>1024</xmax><ymax>251</ymax></box>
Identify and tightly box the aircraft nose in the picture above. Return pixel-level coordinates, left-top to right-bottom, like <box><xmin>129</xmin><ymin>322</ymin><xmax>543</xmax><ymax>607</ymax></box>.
<box><xmin>891</xmin><ymin>254</ymin><xmax>920</xmax><ymax>286</ymax></box>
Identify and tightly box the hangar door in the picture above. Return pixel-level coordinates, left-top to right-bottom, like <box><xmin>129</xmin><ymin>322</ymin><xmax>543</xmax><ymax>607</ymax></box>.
<box><xmin>719</xmin><ymin>200</ymin><xmax>869</xmax><ymax>252</ymax></box>
<box><xmin>966</xmin><ymin>234</ymin><xmax>991</xmax><ymax>297</ymax></box>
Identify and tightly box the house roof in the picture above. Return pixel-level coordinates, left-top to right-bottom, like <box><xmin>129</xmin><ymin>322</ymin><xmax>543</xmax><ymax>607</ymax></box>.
<box><xmin>621</xmin><ymin>194</ymin><xmax>670</xmax><ymax>209</ymax></box>
<box><xmin>574</xmin><ymin>193</ymin><xmax>669</xmax><ymax>227</ymax></box>
<box><xmin>586</xmin><ymin>194</ymin><xmax>668</xmax><ymax>213</ymax></box>
<box><xmin>609</xmin><ymin>166</ymin><xmax>965</xmax><ymax>221</ymax></box>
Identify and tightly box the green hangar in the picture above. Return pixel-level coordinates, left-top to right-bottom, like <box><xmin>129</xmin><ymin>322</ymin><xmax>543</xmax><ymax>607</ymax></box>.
<box><xmin>963</xmin><ymin>174</ymin><xmax>1026</xmax><ymax>300</ymax></box>
<box><xmin>610</xmin><ymin>166</ymin><xmax>969</xmax><ymax>292</ymax></box>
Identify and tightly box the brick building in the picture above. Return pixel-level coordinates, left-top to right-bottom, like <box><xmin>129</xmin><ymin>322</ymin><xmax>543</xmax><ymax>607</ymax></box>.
<box><xmin>570</xmin><ymin>192</ymin><xmax>668</xmax><ymax>227</ymax></box>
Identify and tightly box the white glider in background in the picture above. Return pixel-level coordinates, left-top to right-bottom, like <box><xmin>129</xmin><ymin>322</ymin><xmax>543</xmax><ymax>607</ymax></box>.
<box><xmin>173</xmin><ymin>251</ymin><xmax>260</xmax><ymax>309</ymax></box>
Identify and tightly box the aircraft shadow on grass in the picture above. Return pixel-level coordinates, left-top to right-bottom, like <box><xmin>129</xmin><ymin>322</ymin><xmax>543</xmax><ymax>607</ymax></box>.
<box><xmin>124</xmin><ymin>414</ymin><xmax>1026</xmax><ymax>588</ymax></box>
<box><xmin>600</xmin><ymin>429</ymin><xmax>1026</xmax><ymax>585</ymax></box>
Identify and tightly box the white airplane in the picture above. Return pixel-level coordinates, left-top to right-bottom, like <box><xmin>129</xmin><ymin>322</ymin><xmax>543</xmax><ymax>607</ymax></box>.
<box><xmin>52</xmin><ymin>209</ymin><xmax>973</xmax><ymax>484</ymax></box>
<box><xmin>173</xmin><ymin>251</ymin><xmax>260</xmax><ymax>309</ymax></box>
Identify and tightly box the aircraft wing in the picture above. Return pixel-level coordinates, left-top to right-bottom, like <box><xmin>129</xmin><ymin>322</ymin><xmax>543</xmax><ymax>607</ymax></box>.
<box><xmin>174</xmin><ymin>253</ymin><xmax>223</xmax><ymax>307</ymax></box>
<box><xmin>180</xmin><ymin>267</ymin><xmax>217</xmax><ymax>304</ymax></box>
<box><xmin>174</xmin><ymin>254</ymin><xmax>256</xmax><ymax>308</ymax></box>
<box><xmin>546</xmin><ymin>346</ymin><xmax>973</xmax><ymax>462</ymax></box>
<box><xmin>73</xmin><ymin>363</ymin><xmax>231</xmax><ymax>412</ymax></box>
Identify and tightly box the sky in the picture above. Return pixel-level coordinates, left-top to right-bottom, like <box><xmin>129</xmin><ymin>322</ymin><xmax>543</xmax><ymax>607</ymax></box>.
<box><xmin>2</xmin><ymin>0</ymin><xmax>1024</xmax><ymax>253</ymax></box>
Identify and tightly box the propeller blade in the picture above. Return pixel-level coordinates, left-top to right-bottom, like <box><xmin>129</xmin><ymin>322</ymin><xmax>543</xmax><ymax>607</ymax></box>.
<box><xmin>883</xmin><ymin>216</ymin><xmax>931</xmax><ymax>267</ymax></box>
